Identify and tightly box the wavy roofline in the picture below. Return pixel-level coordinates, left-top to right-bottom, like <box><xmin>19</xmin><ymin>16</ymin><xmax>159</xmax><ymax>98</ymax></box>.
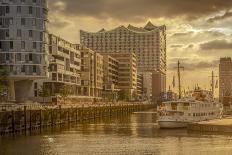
<box><xmin>80</xmin><ymin>22</ymin><xmax>166</xmax><ymax>34</ymax></box>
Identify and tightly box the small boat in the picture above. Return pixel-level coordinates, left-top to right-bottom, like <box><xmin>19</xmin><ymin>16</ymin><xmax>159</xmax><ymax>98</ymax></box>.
<box><xmin>157</xmin><ymin>89</ymin><xmax>223</xmax><ymax>128</ymax></box>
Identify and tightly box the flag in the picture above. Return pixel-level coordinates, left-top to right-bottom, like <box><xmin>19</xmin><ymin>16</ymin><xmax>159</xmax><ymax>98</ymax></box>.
<box><xmin>172</xmin><ymin>76</ymin><xmax>175</xmax><ymax>88</ymax></box>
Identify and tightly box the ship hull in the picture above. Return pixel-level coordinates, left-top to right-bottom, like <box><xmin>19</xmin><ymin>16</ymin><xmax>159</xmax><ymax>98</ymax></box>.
<box><xmin>158</xmin><ymin>121</ymin><xmax>188</xmax><ymax>129</ymax></box>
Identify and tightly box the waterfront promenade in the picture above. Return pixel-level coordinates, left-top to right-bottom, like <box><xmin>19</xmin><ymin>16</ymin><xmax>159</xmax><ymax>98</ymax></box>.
<box><xmin>0</xmin><ymin>102</ymin><xmax>154</xmax><ymax>135</ymax></box>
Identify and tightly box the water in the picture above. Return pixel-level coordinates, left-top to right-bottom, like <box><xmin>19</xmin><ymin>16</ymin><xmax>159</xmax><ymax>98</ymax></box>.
<box><xmin>1</xmin><ymin>110</ymin><xmax>232</xmax><ymax>155</ymax></box>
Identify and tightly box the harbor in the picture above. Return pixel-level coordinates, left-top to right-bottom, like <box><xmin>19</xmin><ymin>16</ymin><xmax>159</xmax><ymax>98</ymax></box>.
<box><xmin>0</xmin><ymin>102</ymin><xmax>154</xmax><ymax>135</ymax></box>
<box><xmin>2</xmin><ymin>109</ymin><xmax>232</xmax><ymax>155</ymax></box>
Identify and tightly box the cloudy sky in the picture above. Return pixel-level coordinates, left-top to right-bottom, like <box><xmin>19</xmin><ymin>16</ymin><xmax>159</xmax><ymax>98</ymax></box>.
<box><xmin>48</xmin><ymin>0</ymin><xmax>232</xmax><ymax>94</ymax></box>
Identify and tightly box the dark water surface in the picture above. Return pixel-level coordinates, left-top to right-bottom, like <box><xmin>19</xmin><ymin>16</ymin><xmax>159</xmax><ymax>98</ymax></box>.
<box><xmin>1</xmin><ymin>109</ymin><xmax>232</xmax><ymax>155</ymax></box>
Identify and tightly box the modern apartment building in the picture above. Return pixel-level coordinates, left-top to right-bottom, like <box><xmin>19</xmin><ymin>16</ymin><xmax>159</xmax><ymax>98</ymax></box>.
<box><xmin>80</xmin><ymin>21</ymin><xmax>166</xmax><ymax>73</ymax></box>
<box><xmin>102</xmin><ymin>54</ymin><xmax>119</xmax><ymax>96</ymax></box>
<box><xmin>219</xmin><ymin>57</ymin><xmax>232</xmax><ymax>100</ymax></box>
<box><xmin>0</xmin><ymin>0</ymin><xmax>49</xmax><ymax>102</ymax></box>
<box><xmin>78</xmin><ymin>45</ymin><xmax>95</xmax><ymax>97</ymax></box>
<box><xmin>102</xmin><ymin>52</ymin><xmax>137</xmax><ymax>99</ymax></box>
<box><xmin>78</xmin><ymin>45</ymin><xmax>103</xmax><ymax>98</ymax></box>
<box><xmin>94</xmin><ymin>53</ymin><xmax>103</xmax><ymax>98</ymax></box>
<box><xmin>33</xmin><ymin>34</ymin><xmax>81</xmax><ymax>99</ymax></box>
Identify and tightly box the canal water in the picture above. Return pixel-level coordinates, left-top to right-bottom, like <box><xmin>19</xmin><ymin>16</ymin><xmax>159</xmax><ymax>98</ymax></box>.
<box><xmin>1</xmin><ymin>109</ymin><xmax>232</xmax><ymax>155</ymax></box>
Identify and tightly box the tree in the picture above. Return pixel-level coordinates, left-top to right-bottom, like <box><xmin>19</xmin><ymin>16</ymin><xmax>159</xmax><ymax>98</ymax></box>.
<box><xmin>0</xmin><ymin>67</ymin><xmax>9</xmax><ymax>103</ymax></box>
<box><xmin>38</xmin><ymin>84</ymin><xmax>52</xmax><ymax>103</ymax></box>
<box><xmin>118</xmin><ymin>90</ymin><xmax>130</xmax><ymax>101</ymax></box>
<box><xmin>59</xmin><ymin>85</ymin><xmax>71</xmax><ymax>104</ymax></box>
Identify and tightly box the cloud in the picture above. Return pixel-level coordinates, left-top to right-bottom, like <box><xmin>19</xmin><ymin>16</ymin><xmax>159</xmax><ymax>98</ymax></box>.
<box><xmin>48</xmin><ymin>0</ymin><xmax>232</xmax><ymax>21</ymax></box>
<box><xmin>207</xmin><ymin>11</ymin><xmax>232</xmax><ymax>23</ymax></box>
<box><xmin>171</xmin><ymin>30</ymin><xmax>225</xmax><ymax>38</ymax></box>
<box><xmin>168</xmin><ymin>60</ymin><xmax>219</xmax><ymax>71</ymax></box>
<box><xmin>171</xmin><ymin>31</ymin><xmax>194</xmax><ymax>37</ymax></box>
<box><xmin>200</xmin><ymin>39</ymin><xmax>232</xmax><ymax>50</ymax></box>
<box><xmin>170</xmin><ymin>44</ymin><xmax>183</xmax><ymax>48</ymax></box>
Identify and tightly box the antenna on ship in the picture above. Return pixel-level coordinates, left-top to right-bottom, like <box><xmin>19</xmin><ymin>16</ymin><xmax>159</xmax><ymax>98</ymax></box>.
<box><xmin>177</xmin><ymin>61</ymin><xmax>184</xmax><ymax>99</ymax></box>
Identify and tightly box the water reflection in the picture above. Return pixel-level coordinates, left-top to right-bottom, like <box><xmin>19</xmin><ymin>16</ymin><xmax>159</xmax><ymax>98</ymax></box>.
<box><xmin>1</xmin><ymin>109</ymin><xmax>232</xmax><ymax>155</ymax></box>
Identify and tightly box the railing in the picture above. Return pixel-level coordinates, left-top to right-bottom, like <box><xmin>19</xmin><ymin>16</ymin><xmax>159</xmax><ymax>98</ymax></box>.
<box><xmin>0</xmin><ymin>101</ymin><xmax>152</xmax><ymax>112</ymax></box>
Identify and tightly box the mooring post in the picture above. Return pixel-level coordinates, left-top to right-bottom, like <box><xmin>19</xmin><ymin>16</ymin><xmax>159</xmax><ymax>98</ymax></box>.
<box><xmin>24</xmin><ymin>106</ymin><xmax>27</xmax><ymax>134</ymax></box>
<box><xmin>59</xmin><ymin>105</ymin><xmax>62</xmax><ymax>125</ymax></box>
<box><xmin>11</xmin><ymin>110</ymin><xmax>15</xmax><ymax>134</ymax></box>
<box><xmin>75</xmin><ymin>106</ymin><xmax>78</xmax><ymax>123</ymax></box>
<box><xmin>29</xmin><ymin>109</ymin><xmax>32</xmax><ymax>132</ymax></box>
<box><xmin>40</xmin><ymin>109</ymin><xmax>42</xmax><ymax>132</ymax></box>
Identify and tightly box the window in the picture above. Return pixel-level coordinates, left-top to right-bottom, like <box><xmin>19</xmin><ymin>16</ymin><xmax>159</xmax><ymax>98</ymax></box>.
<box><xmin>17</xmin><ymin>53</ymin><xmax>21</xmax><ymax>61</ymax></box>
<box><xmin>17</xmin><ymin>6</ymin><xmax>21</xmax><ymax>13</ymax></box>
<box><xmin>21</xmin><ymin>41</ymin><xmax>25</xmax><ymax>49</ymax></box>
<box><xmin>33</xmin><ymin>66</ymin><xmax>37</xmax><ymax>73</ymax></box>
<box><xmin>17</xmin><ymin>29</ymin><xmax>21</xmax><ymax>37</ymax></box>
<box><xmin>34</xmin><ymin>90</ymin><xmax>37</xmax><ymax>97</ymax></box>
<box><xmin>21</xmin><ymin>18</ymin><xmax>25</xmax><ymax>25</ymax></box>
<box><xmin>34</xmin><ymin>83</ymin><xmax>38</xmax><ymax>89</ymax></box>
<box><xmin>6</xmin><ymin>30</ymin><xmax>9</xmax><ymax>37</ymax></box>
<box><xmin>6</xmin><ymin>53</ymin><xmax>9</xmax><ymax>61</ymax></box>
<box><xmin>29</xmin><ymin>53</ymin><xmax>33</xmax><ymax>61</ymax></box>
<box><xmin>6</xmin><ymin>6</ymin><xmax>10</xmax><ymax>14</ymax></box>
<box><xmin>33</xmin><ymin>42</ymin><xmax>36</xmax><ymax>49</ymax></box>
<box><xmin>29</xmin><ymin>7</ymin><xmax>33</xmax><ymax>14</ymax></box>
<box><xmin>29</xmin><ymin>30</ymin><xmax>33</xmax><ymax>38</ymax></box>
<box><xmin>21</xmin><ymin>65</ymin><xmax>25</xmax><ymax>72</ymax></box>
<box><xmin>10</xmin><ymin>41</ymin><xmax>13</xmax><ymax>49</ymax></box>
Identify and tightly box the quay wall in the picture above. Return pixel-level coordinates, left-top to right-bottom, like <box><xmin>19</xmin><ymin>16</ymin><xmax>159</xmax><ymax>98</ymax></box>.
<box><xmin>0</xmin><ymin>102</ymin><xmax>154</xmax><ymax>135</ymax></box>
<box><xmin>187</xmin><ymin>118</ymin><xmax>232</xmax><ymax>133</ymax></box>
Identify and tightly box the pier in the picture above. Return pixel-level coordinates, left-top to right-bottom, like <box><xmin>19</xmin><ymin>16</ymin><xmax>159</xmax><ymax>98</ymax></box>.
<box><xmin>0</xmin><ymin>102</ymin><xmax>154</xmax><ymax>135</ymax></box>
<box><xmin>188</xmin><ymin>117</ymin><xmax>232</xmax><ymax>133</ymax></box>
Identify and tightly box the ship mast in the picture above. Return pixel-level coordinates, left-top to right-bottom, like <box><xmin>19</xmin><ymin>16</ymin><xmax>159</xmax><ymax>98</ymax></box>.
<box><xmin>177</xmin><ymin>61</ymin><xmax>184</xmax><ymax>99</ymax></box>
<box><xmin>210</xmin><ymin>71</ymin><xmax>217</xmax><ymax>98</ymax></box>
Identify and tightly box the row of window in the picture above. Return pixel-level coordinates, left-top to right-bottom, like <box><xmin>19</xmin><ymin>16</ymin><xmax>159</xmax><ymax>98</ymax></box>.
<box><xmin>0</xmin><ymin>52</ymin><xmax>42</xmax><ymax>63</ymax></box>
<box><xmin>0</xmin><ymin>41</ymin><xmax>43</xmax><ymax>50</ymax></box>
<box><xmin>191</xmin><ymin>112</ymin><xmax>215</xmax><ymax>117</ymax></box>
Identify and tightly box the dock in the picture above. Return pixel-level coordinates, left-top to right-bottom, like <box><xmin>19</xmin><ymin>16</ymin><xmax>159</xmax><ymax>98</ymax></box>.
<box><xmin>0</xmin><ymin>102</ymin><xmax>154</xmax><ymax>136</ymax></box>
<box><xmin>188</xmin><ymin>117</ymin><xmax>232</xmax><ymax>133</ymax></box>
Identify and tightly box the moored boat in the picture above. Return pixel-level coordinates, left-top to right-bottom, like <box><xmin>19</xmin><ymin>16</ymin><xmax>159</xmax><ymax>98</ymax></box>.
<box><xmin>157</xmin><ymin>89</ymin><xmax>223</xmax><ymax>128</ymax></box>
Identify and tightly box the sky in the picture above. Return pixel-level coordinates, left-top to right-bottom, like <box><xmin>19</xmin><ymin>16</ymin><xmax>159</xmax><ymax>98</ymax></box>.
<box><xmin>48</xmin><ymin>0</ymin><xmax>232</xmax><ymax>95</ymax></box>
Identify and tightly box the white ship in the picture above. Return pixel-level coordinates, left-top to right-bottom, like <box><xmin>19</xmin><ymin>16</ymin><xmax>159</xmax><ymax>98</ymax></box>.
<box><xmin>157</xmin><ymin>89</ymin><xmax>223</xmax><ymax>128</ymax></box>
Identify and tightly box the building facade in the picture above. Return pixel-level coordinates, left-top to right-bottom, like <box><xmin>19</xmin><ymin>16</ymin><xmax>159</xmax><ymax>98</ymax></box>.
<box><xmin>78</xmin><ymin>45</ymin><xmax>95</xmax><ymax>97</ymax></box>
<box><xmin>80</xmin><ymin>22</ymin><xmax>167</xmax><ymax>101</ymax></box>
<box><xmin>80</xmin><ymin>21</ymin><xmax>166</xmax><ymax>72</ymax></box>
<box><xmin>102</xmin><ymin>54</ymin><xmax>119</xmax><ymax>97</ymax></box>
<box><xmin>141</xmin><ymin>72</ymin><xmax>152</xmax><ymax>100</ymax></box>
<box><xmin>78</xmin><ymin>45</ymin><xmax>103</xmax><ymax>98</ymax></box>
<box><xmin>137</xmin><ymin>73</ymin><xmax>143</xmax><ymax>100</ymax></box>
<box><xmin>219</xmin><ymin>57</ymin><xmax>232</xmax><ymax>101</ymax></box>
<box><xmin>0</xmin><ymin>0</ymin><xmax>49</xmax><ymax>102</ymax></box>
<box><xmin>152</xmin><ymin>71</ymin><xmax>166</xmax><ymax>102</ymax></box>
<box><xmin>94</xmin><ymin>53</ymin><xmax>103</xmax><ymax>98</ymax></box>
<box><xmin>103</xmin><ymin>52</ymin><xmax>137</xmax><ymax>99</ymax></box>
